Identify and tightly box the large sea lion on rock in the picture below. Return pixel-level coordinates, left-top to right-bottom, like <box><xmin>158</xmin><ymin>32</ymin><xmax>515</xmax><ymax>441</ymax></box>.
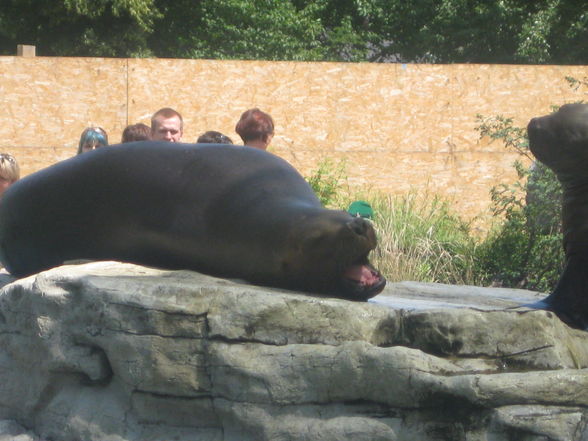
<box><xmin>527</xmin><ymin>103</ymin><xmax>588</xmax><ymax>328</ymax></box>
<box><xmin>0</xmin><ymin>142</ymin><xmax>385</xmax><ymax>300</ymax></box>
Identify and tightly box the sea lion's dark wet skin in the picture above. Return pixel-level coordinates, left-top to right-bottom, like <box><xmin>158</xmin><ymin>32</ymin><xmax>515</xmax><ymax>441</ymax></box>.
<box><xmin>527</xmin><ymin>103</ymin><xmax>588</xmax><ymax>328</ymax></box>
<box><xmin>0</xmin><ymin>142</ymin><xmax>385</xmax><ymax>300</ymax></box>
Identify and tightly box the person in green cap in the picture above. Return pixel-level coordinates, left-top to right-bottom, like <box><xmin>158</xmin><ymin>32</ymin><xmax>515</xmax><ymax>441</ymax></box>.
<box><xmin>348</xmin><ymin>200</ymin><xmax>373</xmax><ymax>219</ymax></box>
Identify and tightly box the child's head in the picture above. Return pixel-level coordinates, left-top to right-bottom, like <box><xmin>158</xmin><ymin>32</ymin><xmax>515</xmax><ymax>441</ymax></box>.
<box><xmin>122</xmin><ymin>123</ymin><xmax>151</xmax><ymax>143</ymax></box>
<box><xmin>78</xmin><ymin>127</ymin><xmax>108</xmax><ymax>154</ymax></box>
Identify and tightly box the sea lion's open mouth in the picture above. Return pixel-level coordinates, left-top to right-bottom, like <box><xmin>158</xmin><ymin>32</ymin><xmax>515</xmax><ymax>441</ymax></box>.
<box><xmin>341</xmin><ymin>255</ymin><xmax>386</xmax><ymax>300</ymax></box>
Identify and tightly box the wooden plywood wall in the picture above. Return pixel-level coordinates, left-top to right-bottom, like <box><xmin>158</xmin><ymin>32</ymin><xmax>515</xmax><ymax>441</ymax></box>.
<box><xmin>0</xmin><ymin>56</ymin><xmax>586</xmax><ymax>224</ymax></box>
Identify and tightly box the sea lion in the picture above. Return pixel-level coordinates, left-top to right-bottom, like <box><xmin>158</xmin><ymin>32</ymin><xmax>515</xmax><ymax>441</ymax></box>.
<box><xmin>0</xmin><ymin>142</ymin><xmax>385</xmax><ymax>300</ymax></box>
<box><xmin>527</xmin><ymin>103</ymin><xmax>588</xmax><ymax>328</ymax></box>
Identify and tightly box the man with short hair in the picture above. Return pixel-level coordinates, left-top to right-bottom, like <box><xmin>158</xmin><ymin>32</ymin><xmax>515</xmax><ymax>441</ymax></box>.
<box><xmin>151</xmin><ymin>108</ymin><xmax>183</xmax><ymax>142</ymax></box>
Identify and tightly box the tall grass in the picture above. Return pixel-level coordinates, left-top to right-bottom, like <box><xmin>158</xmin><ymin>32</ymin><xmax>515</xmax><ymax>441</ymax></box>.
<box><xmin>305</xmin><ymin>159</ymin><xmax>482</xmax><ymax>286</ymax></box>
<box><xmin>369</xmin><ymin>192</ymin><xmax>481</xmax><ymax>285</ymax></box>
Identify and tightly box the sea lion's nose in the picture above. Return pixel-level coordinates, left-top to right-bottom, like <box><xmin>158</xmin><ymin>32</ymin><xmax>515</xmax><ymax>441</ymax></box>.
<box><xmin>347</xmin><ymin>217</ymin><xmax>369</xmax><ymax>236</ymax></box>
<box><xmin>527</xmin><ymin>117</ymin><xmax>542</xmax><ymax>132</ymax></box>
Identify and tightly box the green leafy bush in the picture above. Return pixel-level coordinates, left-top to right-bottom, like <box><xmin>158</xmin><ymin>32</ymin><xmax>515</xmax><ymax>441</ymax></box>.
<box><xmin>305</xmin><ymin>158</ymin><xmax>348</xmax><ymax>208</ymax></box>
<box><xmin>473</xmin><ymin>115</ymin><xmax>564</xmax><ymax>292</ymax></box>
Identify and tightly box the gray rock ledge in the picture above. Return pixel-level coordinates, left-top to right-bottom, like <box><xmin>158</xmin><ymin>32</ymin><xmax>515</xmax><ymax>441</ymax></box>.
<box><xmin>1</xmin><ymin>261</ymin><xmax>587</xmax><ymax>441</ymax></box>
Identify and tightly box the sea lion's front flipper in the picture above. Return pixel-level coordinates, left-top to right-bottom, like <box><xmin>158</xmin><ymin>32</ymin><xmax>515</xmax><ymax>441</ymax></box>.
<box><xmin>528</xmin><ymin>256</ymin><xmax>588</xmax><ymax>330</ymax></box>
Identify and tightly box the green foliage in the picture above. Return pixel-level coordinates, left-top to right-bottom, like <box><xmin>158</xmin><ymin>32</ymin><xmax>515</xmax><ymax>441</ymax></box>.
<box><xmin>566</xmin><ymin>76</ymin><xmax>588</xmax><ymax>92</ymax></box>
<box><xmin>473</xmin><ymin>114</ymin><xmax>564</xmax><ymax>292</ymax></box>
<box><xmin>370</xmin><ymin>0</ymin><xmax>588</xmax><ymax>64</ymax></box>
<box><xmin>175</xmin><ymin>0</ymin><xmax>326</xmax><ymax>61</ymax></box>
<box><xmin>475</xmin><ymin>115</ymin><xmax>531</xmax><ymax>160</ymax></box>
<box><xmin>305</xmin><ymin>158</ymin><xmax>348</xmax><ymax>208</ymax></box>
<box><xmin>1</xmin><ymin>0</ymin><xmax>587</xmax><ymax>63</ymax></box>
<box><xmin>151</xmin><ymin>0</ymin><xmax>375</xmax><ymax>62</ymax></box>
<box><xmin>63</xmin><ymin>0</ymin><xmax>159</xmax><ymax>29</ymax></box>
<box><xmin>0</xmin><ymin>0</ymin><xmax>158</xmax><ymax>56</ymax></box>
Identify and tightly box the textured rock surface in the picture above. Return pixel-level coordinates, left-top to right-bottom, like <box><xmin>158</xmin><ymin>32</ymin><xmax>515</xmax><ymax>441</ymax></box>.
<box><xmin>1</xmin><ymin>261</ymin><xmax>588</xmax><ymax>440</ymax></box>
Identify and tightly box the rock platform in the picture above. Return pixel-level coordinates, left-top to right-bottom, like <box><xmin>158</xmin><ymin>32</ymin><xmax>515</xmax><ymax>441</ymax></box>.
<box><xmin>0</xmin><ymin>262</ymin><xmax>586</xmax><ymax>441</ymax></box>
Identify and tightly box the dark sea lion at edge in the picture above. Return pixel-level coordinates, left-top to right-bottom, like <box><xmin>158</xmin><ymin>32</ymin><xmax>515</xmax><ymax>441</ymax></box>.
<box><xmin>527</xmin><ymin>103</ymin><xmax>588</xmax><ymax>328</ymax></box>
<box><xmin>0</xmin><ymin>142</ymin><xmax>385</xmax><ymax>300</ymax></box>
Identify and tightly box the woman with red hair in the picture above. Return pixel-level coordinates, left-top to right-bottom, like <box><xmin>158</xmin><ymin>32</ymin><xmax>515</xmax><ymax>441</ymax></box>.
<box><xmin>235</xmin><ymin>108</ymin><xmax>274</xmax><ymax>150</ymax></box>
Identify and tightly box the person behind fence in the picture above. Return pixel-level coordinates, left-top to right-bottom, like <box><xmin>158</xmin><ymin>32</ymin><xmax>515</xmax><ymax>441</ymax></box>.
<box><xmin>151</xmin><ymin>108</ymin><xmax>183</xmax><ymax>142</ymax></box>
<box><xmin>122</xmin><ymin>123</ymin><xmax>151</xmax><ymax>143</ymax></box>
<box><xmin>196</xmin><ymin>130</ymin><xmax>233</xmax><ymax>144</ymax></box>
<box><xmin>0</xmin><ymin>153</ymin><xmax>20</xmax><ymax>197</ymax></box>
<box><xmin>77</xmin><ymin>127</ymin><xmax>109</xmax><ymax>155</ymax></box>
<box><xmin>235</xmin><ymin>108</ymin><xmax>274</xmax><ymax>150</ymax></box>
